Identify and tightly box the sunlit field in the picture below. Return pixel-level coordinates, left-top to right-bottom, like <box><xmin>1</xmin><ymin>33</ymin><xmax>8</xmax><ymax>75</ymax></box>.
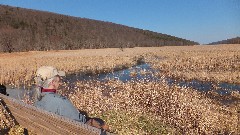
<box><xmin>68</xmin><ymin>80</ymin><xmax>238</xmax><ymax>134</ymax></box>
<box><xmin>149</xmin><ymin>44</ymin><xmax>240</xmax><ymax>84</ymax></box>
<box><xmin>0</xmin><ymin>44</ymin><xmax>239</xmax><ymax>134</ymax></box>
<box><xmin>0</xmin><ymin>48</ymin><xmax>143</xmax><ymax>87</ymax></box>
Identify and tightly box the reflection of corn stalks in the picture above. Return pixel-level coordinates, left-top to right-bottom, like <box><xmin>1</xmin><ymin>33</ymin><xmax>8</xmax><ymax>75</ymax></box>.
<box><xmin>140</xmin><ymin>69</ymin><xmax>147</xmax><ymax>75</ymax></box>
<box><xmin>211</xmin><ymin>83</ymin><xmax>220</xmax><ymax>90</ymax></box>
<box><xmin>129</xmin><ymin>71</ymin><xmax>137</xmax><ymax>77</ymax></box>
<box><xmin>140</xmin><ymin>70</ymin><xmax>152</xmax><ymax>76</ymax></box>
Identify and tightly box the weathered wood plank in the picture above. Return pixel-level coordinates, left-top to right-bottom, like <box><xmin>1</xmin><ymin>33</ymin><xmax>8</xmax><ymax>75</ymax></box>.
<box><xmin>0</xmin><ymin>94</ymin><xmax>101</xmax><ymax>135</ymax></box>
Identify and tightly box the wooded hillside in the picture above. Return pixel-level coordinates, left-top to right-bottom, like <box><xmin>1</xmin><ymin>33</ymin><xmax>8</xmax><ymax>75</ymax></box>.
<box><xmin>208</xmin><ymin>37</ymin><xmax>240</xmax><ymax>45</ymax></box>
<box><xmin>0</xmin><ymin>5</ymin><xmax>199</xmax><ymax>52</ymax></box>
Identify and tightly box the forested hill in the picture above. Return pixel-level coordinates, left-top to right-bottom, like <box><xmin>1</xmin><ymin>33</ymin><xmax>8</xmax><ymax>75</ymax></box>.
<box><xmin>0</xmin><ymin>5</ymin><xmax>199</xmax><ymax>52</ymax></box>
<box><xmin>208</xmin><ymin>37</ymin><xmax>240</xmax><ymax>45</ymax></box>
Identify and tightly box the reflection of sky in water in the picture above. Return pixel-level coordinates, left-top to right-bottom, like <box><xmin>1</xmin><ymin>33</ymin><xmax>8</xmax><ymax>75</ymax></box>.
<box><xmin>76</xmin><ymin>63</ymin><xmax>159</xmax><ymax>82</ymax></box>
<box><xmin>76</xmin><ymin>63</ymin><xmax>240</xmax><ymax>96</ymax></box>
<box><xmin>166</xmin><ymin>78</ymin><xmax>239</xmax><ymax>95</ymax></box>
<box><xmin>6</xmin><ymin>63</ymin><xmax>240</xmax><ymax>103</ymax></box>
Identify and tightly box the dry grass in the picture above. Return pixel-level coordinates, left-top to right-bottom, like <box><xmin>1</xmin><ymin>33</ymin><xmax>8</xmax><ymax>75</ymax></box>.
<box><xmin>67</xmin><ymin>79</ymin><xmax>238</xmax><ymax>135</ymax></box>
<box><xmin>0</xmin><ymin>44</ymin><xmax>239</xmax><ymax>134</ymax></box>
<box><xmin>0</xmin><ymin>48</ymin><xmax>151</xmax><ymax>86</ymax></box>
<box><xmin>148</xmin><ymin>44</ymin><xmax>240</xmax><ymax>84</ymax></box>
<box><xmin>1</xmin><ymin>44</ymin><xmax>239</xmax><ymax>85</ymax></box>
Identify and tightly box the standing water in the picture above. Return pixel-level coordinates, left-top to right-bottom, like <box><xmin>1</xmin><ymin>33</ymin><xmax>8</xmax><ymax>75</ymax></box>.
<box><xmin>7</xmin><ymin>63</ymin><xmax>240</xmax><ymax>104</ymax></box>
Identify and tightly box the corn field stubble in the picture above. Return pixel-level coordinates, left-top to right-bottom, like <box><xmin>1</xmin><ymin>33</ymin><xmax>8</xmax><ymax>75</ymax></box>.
<box><xmin>149</xmin><ymin>44</ymin><xmax>240</xmax><ymax>84</ymax></box>
<box><xmin>0</xmin><ymin>44</ymin><xmax>239</xmax><ymax>134</ymax></box>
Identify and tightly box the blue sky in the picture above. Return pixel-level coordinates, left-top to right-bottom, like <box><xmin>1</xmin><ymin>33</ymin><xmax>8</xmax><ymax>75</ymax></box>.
<box><xmin>0</xmin><ymin>0</ymin><xmax>239</xmax><ymax>44</ymax></box>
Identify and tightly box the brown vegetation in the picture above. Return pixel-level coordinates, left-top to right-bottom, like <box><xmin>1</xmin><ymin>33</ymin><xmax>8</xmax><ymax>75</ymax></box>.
<box><xmin>208</xmin><ymin>37</ymin><xmax>240</xmax><ymax>45</ymax></box>
<box><xmin>0</xmin><ymin>45</ymin><xmax>239</xmax><ymax>134</ymax></box>
<box><xmin>68</xmin><ymin>80</ymin><xmax>238</xmax><ymax>134</ymax></box>
<box><xmin>0</xmin><ymin>5</ymin><xmax>198</xmax><ymax>53</ymax></box>
<box><xmin>1</xmin><ymin>44</ymin><xmax>239</xmax><ymax>86</ymax></box>
<box><xmin>149</xmin><ymin>44</ymin><xmax>240</xmax><ymax>84</ymax></box>
<box><xmin>0</xmin><ymin>48</ymin><xmax>153</xmax><ymax>87</ymax></box>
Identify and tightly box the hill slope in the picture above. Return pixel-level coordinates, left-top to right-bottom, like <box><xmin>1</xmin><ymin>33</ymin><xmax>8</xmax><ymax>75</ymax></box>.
<box><xmin>208</xmin><ymin>37</ymin><xmax>240</xmax><ymax>45</ymax></box>
<box><xmin>0</xmin><ymin>5</ymin><xmax>199</xmax><ymax>52</ymax></box>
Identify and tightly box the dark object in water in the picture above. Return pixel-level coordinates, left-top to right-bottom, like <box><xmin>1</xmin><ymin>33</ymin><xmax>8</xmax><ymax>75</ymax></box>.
<box><xmin>0</xmin><ymin>84</ymin><xmax>9</xmax><ymax>96</ymax></box>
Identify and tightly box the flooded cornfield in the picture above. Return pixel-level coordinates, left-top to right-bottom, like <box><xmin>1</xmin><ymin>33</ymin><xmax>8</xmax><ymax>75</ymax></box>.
<box><xmin>2</xmin><ymin>45</ymin><xmax>240</xmax><ymax>134</ymax></box>
<box><xmin>7</xmin><ymin>62</ymin><xmax>240</xmax><ymax>105</ymax></box>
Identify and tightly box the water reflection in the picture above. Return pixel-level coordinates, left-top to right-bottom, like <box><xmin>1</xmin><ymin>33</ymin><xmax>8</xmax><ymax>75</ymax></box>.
<box><xmin>6</xmin><ymin>63</ymin><xmax>240</xmax><ymax>105</ymax></box>
<box><xmin>69</xmin><ymin>63</ymin><xmax>240</xmax><ymax>104</ymax></box>
<box><xmin>80</xmin><ymin>63</ymin><xmax>159</xmax><ymax>82</ymax></box>
<box><xmin>73</xmin><ymin>63</ymin><xmax>239</xmax><ymax>95</ymax></box>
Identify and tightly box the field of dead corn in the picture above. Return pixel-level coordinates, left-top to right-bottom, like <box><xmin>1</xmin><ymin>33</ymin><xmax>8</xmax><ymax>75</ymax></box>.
<box><xmin>0</xmin><ymin>44</ymin><xmax>239</xmax><ymax>134</ymax></box>
<box><xmin>149</xmin><ymin>44</ymin><xmax>240</xmax><ymax>84</ymax></box>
